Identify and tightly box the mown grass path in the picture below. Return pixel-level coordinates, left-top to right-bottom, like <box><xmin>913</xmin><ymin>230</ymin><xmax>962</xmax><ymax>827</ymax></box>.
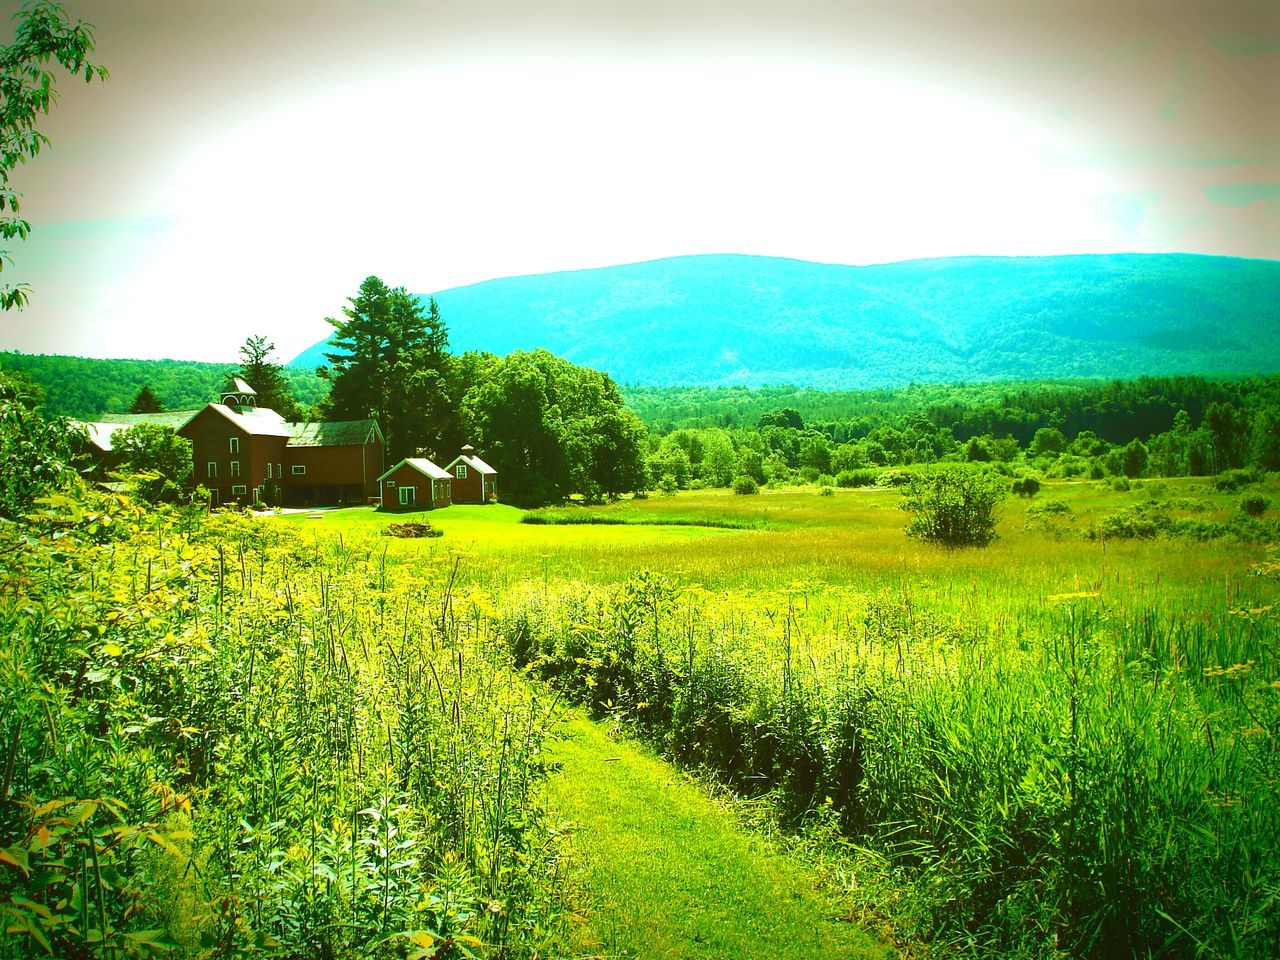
<box><xmin>545</xmin><ymin>716</ymin><xmax>892</xmax><ymax>960</ymax></box>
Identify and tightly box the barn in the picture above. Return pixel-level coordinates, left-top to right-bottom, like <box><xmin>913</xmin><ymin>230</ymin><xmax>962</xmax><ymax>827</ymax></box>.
<box><xmin>445</xmin><ymin>444</ymin><xmax>498</xmax><ymax>504</ymax></box>
<box><xmin>378</xmin><ymin>458</ymin><xmax>454</xmax><ymax>511</ymax></box>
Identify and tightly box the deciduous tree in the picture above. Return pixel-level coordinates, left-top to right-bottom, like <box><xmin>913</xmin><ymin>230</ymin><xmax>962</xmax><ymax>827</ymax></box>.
<box><xmin>2</xmin><ymin>1</ymin><xmax>107</xmax><ymax>309</ymax></box>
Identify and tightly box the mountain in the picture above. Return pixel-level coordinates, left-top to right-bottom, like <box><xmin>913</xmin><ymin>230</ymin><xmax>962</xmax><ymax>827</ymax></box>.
<box><xmin>289</xmin><ymin>254</ymin><xmax>1280</xmax><ymax>387</ymax></box>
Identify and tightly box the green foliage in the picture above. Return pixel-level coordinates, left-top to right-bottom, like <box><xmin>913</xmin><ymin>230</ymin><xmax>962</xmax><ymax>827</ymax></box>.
<box><xmin>0</xmin><ymin>393</ymin><xmax>83</xmax><ymax>518</ymax></box>
<box><xmin>900</xmin><ymin>466</ymin><xmax>1005</xmax><ymax>547</ymax></box>
<box><xmin>128</xmin><ymin>384</ymin><xmax>162</xmax><ymax>413</ymax></box>
<box><xmin>0</xmin><ymin>351</ymin><xmax>327</xmax><ymax>418</ymax></box>
<box><xmin>1010</xmin><ymin>476</ymin><xmax>1041</xmax><ymax>497</ymax></box>
<box><xmin>1240</xmin><ymin>493</ymin><xmax>1269</xmax><ymax>517</ymax></box>
<box><xmin>835</xmin><ymin>468</ymin><xmax>877</xmax><ymax>488</ymax></box>
<box><xmin>731</xmin><ymin>475</ymin><xmax>759</xmax><ymax>495</ymax></box>
<box><xmin>109</xmin><ymin>422</ymin><xmax>192</xmax><ymax>503</ymax></box>
<box><xmin>1</xmin><ymin>1</ymin><xmax>107</xmax><ymax>310</ymax></box>
<box><xmin>237</xmin><ymin>334</ymin><xmax>300</xmax><ymax>420</ymax></box>
<box><xmin>0</xmin><ymin>496</ymin><xmax>568</xmax><ymax>958</ymax></box>
<box><xmin>461</xmin><ymin>349</ymin><xmax>647</xmax><ymax>505</ymax></box>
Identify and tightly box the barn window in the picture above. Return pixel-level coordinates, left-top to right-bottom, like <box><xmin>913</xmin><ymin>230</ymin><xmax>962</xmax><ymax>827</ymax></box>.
<box><xmin>207</xmin><ymin>462</ymin><xmax>217</xmax><ymax>478</ymax></box>
<box><xmin>399</xmin><ymin>486</ymin><xmax>416</xmax><ymax>506</ymax></box>
<box><xmin>229</xmin><ymin>437</ymin><xmax>239</xmax><ymax>454</ymax></box>
<box><xmin>455</xmin><ymin>464</ymin><xmax>468</xmax><ymax>479</ymax></box>
<box><xmin>230</xmin><ymin>461</ymin><xmax>241</xmax><ymax>477</ymax></box>
<box><xmin>291</xmin><ymin>465</ymin><xmax>306</xmax><ymax>475</ymax></box>
<box><xmin>231</xmin><ymin>484</ymin><xmax>247</xmax><ymax>495</ymax></box>
<box><xmin>267</xmin><ymin>463</ymin><xmax>273</xmax><ymax>479</ymax></box>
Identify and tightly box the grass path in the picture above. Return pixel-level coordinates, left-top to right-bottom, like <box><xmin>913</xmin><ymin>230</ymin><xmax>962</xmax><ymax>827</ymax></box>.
<box><xmin>544</xmin><ymin>715</ymin><xmax>893</xmax><ymax>960</ymax></box>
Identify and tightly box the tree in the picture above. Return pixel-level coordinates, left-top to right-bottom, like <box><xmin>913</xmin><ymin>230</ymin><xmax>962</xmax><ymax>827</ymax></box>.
<box><xmin>2</xmin><ymin>2</ymin><xmax>107</xmax><ymax>309</ymax></box>
<box><xmin>321</xmin><ymin>277</ymin><xmax>450</xmax><ymax>459</ymax></box>
<box><xmin>460</xmin><ymin>349</ymin><xmax>647</xmax><ymax>505</ymax></box>
<box><xmin>238</xmin><ymin>335</ymin><xmax>299</xmax><ymax>420</ymax></box>
<box><xmin>128</xmin><ymin>384</ymin><xmax>162</xmax><ymax>413</ymax></box>
<box><xmin>0</xmin><ymin>389</ymin><xmax>83</xmax><ymax>518</ymax></box>
<box><xmin>110</xmin><ymin>422</ymin><xmax>191</xmax><ymax>503</ymax></box>
<box><xmin>900</xmin><ymin>465</ymin><xmax>1005</xmax><ymax>548</ymax></box>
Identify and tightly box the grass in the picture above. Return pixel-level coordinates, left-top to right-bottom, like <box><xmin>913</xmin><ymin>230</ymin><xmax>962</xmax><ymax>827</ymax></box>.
<box><xmin>545</xmin><ymin>715</ymin><xmax>891</xmax><ymax>960</ymax></box>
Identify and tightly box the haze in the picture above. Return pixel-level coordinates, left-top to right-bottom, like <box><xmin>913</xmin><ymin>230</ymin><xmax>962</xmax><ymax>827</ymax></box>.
<box><xmin>3</xmin><ymin>0</ymin><xmax>1277</xmax><ymax>362</ymax></box>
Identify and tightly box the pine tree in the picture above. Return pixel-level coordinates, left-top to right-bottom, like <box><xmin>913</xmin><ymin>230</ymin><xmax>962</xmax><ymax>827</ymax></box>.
<box><xmin>238</xmin><ymin>335</ymin><xmax>300</xmax><ymax>420</ymax></box>
<box><xmin>321</xmin><ymin>277</ymin><xmax>451</xmax><ymax>459</ymax></box>
<box><xmin>128</xmin><ymin>384</ymin><xmax>162</xmax><ymax>413</ymax></box>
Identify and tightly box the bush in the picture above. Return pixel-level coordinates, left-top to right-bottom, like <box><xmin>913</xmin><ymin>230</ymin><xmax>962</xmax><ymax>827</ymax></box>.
<box><xmin>658</xmin><ymin>473</ymin><xmax>679</xmax><ymax>496</ymax></box>
<box><xmin>818</xmin><ymin>485</ymin><xmax>834</xmax><ymax>497</ymax></box>
<box><xmin>732</xmin><ymin>475</ymin><xmax>760</xmax><ymax>495</ymax></box>
<box><xmin>900</xmin><ymin>466</ymin><xmax>1005</xmax><ymax>548</ymax></box>
<box><xmin>1011</xmin><ymin>476</ymin><xmax>1041</xmax><ymax>497</ymax></box>
<box><xmin>1111</xmin><ymin>477</ymin><xmax>1131</xmax><ymax>492</ymax></box>
<box><xmin>385</xmin><ymin>521</ymin><xmax>442</xmax><ymax>538</ymax></box>
<box><xmin>835</xmin><ymin>469</ymin><xmax>877</xmax><ymax>488</ymax></box>
<box><xmin>1215</xmin><ymin>469</ymin><xmax>1257</xmax><ymax>492</ymax></box>
<box><xmin>1241</xmin><ymin>494</ymin><xmax>1269</xmax><ymax>517</ymax></box>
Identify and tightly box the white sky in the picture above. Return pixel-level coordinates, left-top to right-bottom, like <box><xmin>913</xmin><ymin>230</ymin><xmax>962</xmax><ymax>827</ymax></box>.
<box><xmin>2</xmin><ymin>0</ymin><xmax>1277</xmax><ymax>362</ymax></box>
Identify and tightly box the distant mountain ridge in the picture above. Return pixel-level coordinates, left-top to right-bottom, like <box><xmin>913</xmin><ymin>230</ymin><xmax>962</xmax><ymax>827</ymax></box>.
<box><xmin>289</xmin><ymin>253</ymin><xmax>1280</xmax><ymax>387</ymax></box>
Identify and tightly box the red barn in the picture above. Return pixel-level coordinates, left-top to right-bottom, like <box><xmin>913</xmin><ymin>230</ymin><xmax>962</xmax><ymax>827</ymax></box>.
<box><xmin>378</xmin><ymin>458</ymin><xmax>453</xmax><ymax>510</ymax></box>
<box><xmin>78</xmin><ymin>377</ymin><xmax>385</xmax><ymax>508</ymax></box>
<box><xmin>444</xmin><ymin>444</ymin><xmax>498</xmax><ymax>504</ymax></box>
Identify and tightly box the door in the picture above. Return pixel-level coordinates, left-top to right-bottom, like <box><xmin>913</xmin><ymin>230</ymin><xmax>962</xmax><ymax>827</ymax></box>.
<box><xmin>399</xmin><ymin>485</ymin><xmax>416</xmax><ymax>507</ymax></box>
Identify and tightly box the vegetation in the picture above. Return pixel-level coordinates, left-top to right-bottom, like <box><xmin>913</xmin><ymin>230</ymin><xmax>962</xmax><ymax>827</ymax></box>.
<box><xmin>901</xmin><ymin>465</ymin><xmax>1005</xmax><ymax>547</ymax></box>
<box><xmin>237</xmin><ymin>336</ymin><xmax>300</xmax><ymax>420</ymax></box>
<box><xmin>129</xmin><ymin>384</ymin><xmax>162</xmax><ymax>413</ymax></box>
<box><xmin>108</xmin><ymin>421</ymin><xmax>192</xmax><ymax>503</ymax></box>
<box><xmin>1</xmin><ymin>0</ymin><xmax>107</xmax><ymax>310</ymax></box>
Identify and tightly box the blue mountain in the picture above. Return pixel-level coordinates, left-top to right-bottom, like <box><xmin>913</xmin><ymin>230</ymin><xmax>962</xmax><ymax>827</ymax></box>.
<box><xmin>289</xmin><ymin>253</ymin><xmax>1280</xmax><ymax>387</ymax></box>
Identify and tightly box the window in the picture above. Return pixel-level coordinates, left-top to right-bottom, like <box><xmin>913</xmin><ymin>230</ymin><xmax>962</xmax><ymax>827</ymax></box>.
<box><xmin>291</xmin><ymin>464</ymin><xmax>306</xmax><ymax>475</ymax></box>
<box><xmin>207</xmin><ymin>462</ymin><xmax>217</xmax><ymax>478</ymax></box>
<box><xmin>229</xmin><ymin>436</ymin><xmax>239</xmax><ymax>454</ymax></box>
<box><xmin>230</xmin><ymin>461</ymin><xmax>241</xmax><ymax>477</ymax></box>
<box><xmin>277</xmin><ymin>463</ymin><xmax>283</xmax><ymax>479</ymax></box>
<box><xmin>399</xmin><ymin>486</ymin><xmax>416</xmax><ymax>506</ymax></box>
<box><xmin>455</xmin><ymin>464</ymin><xmax>468</xmax><ymax>479</ymax></box>
<box><xmin>266</xmin><ymin>463</ymin><xmax>273</xmax><ymax>479</ymax></box>
<box><xmin>231</xmin><ymin>484</ymin><xmax>247</xmax><ymax>495</ymax></box>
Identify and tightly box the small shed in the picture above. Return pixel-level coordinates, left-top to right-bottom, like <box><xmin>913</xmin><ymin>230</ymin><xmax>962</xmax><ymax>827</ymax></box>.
<box><xmin>445</xmin><ymin>444</ymin><xmax>498</xmax><ymax>504</ymax></box>
<box><xmin>378</xmin><ymin>457</ymin><xmax>453</xmax><ymax>511</ymax></box>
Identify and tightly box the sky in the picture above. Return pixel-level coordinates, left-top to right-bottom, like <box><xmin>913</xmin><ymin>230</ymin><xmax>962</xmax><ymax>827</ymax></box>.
<box><xmin>2</xmin><ymin>0</ymin><xmax>1277</xmax><ymax>362</ymax></box>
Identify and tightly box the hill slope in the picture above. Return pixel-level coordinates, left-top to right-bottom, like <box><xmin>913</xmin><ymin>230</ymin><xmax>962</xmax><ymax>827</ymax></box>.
<box><xmin>290</xmin><ymin>253</ymin><xmax>1280</xmax><ymax>387</ymax></box>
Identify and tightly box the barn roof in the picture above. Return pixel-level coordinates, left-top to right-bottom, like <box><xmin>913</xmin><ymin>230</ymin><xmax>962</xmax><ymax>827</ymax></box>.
<box><xmin>447</xmin><ymin>453</ymin><xmax>497</xmax><ymax>475</ymax></box>
<box><xmin>225</xmin><ymin>377</ymin><xmax>257</xmax><ymax>395</ymax></box>
<box><xmin>286</xmin><ymin>419</ymin><xmax>378</xmax><ymax>447</ymax></box>
<box><xmin>378</xmin><ymin>457</ymin><xmax>452</xmax><ymax>482</ymax></box>
<box><xmin>73</xmin><ymin>410</ymin><xmax>202</xmax><ymax>451</ymax></box>
<box><xmin>202</xmin><ymin>402</ymin><xmax>294</xmax><ymax>437</ymax></box>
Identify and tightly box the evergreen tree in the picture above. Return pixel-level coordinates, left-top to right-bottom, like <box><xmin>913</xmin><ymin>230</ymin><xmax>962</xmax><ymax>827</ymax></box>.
<box><xmin>128</xmin><ymin>384</ymin><xmax>162</xmax><ymax>413</ymax></box>
<box><xmin>321</xmin><ymin>278</ymin><xmax>450</xmax><ymax>460</ymax></box>
<box><xmin>239</xmin><ymin>335</ymin><xmax>300</xmax><ymax>420</ymax></box>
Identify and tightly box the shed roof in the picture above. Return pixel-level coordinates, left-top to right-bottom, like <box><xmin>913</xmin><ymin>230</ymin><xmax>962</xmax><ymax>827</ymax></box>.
<box><xmin>447</xmin><ymin>453</ymin><xmax>497</xmax><ymax>475</ymax></box>
<box><xmin>286</xmin><ymin>419</ymin><xmax>377</xmax><ymax>447</ymax></box>
<box><xmin>225</xmin><ymin>377</ymin><xmax>256</xmax><ymax>395</ymax></box>
<box><xmin>378</xmin><ymin>457</ymin><xmax>453</xmax><ymax>482</ymax></box>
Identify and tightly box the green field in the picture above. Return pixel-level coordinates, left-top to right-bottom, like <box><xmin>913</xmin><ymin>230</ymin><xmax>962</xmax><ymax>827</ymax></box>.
<box><xmin>5</xmin><ymin>474</ymin><xmax>1278</xmax><ymax>958</ymax></box>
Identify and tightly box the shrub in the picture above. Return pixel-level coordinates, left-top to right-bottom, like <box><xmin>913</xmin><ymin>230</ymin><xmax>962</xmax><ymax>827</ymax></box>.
<box><xmin>835</xmin><ymin>469</ymin><xmax>877</xmax><ymax>488</ymax></box>
<box><xmin>1111</xmin><ymin>477</ymin><xmax>1131</xmax><ymax>492</ymax></box>
<box><xmin>658</xmin><ymin>473</ymin><xmax>679</xmax><ymax>496</ymax></box>
<box><xmin>875</xmin><ymin>469</ymin><xmax>912</xmax><ymax>487</ymax></box>
<box><xmin>385</xmin><ymin>520</ymin><xmax>442</xmax><ymax>538</ymax></box>
<box><xmin>900</xmin><ymin>466</ymin><xmax>1005</xmax><ymax>548</ymax></box>
<box><xmin>732</xmin><ymin>475</ymin><xmax>760</xmax><ymax>495</ymax></box>
<box><xmin>818</xmin><ymin>485</ymin><xmax>834</xmax><ymax>497</ymax></box>
<box><xmin>1215</xmin><ymin>469</ymin><xmax>1257</xmax><ymax>492</ymax></box>
<box><xmin>1011</xmin><ymin>476</ymin><xmax>1041</xmax><ymax>497</ymax></box>
<box><xmin>1240</xmin><ymin>494</ymin><xmax>1269</xmax><ymax>517</ymax></box>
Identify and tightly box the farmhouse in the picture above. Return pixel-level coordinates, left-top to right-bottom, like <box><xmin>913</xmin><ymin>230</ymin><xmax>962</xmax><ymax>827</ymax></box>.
<box><xmin>446</xmin><ymin>444</ymin><xmax>498</xmax><ymax>504</ymax></box>
<box><xmin>378</xmin><ymin>458</ymin><xmax>454</xmax><ymax>511</ymax></box>
<box><xmin>77</xmin><ymin>378</ymin><xmax>385</xmax><ymax>507</ymax></box>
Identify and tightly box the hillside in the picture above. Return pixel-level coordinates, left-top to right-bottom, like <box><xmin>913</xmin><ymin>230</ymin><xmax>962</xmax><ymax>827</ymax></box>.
<box><xmin>292</xmin><ymin>253</ymin><xmax>1280</xmax><ymax>387</ymax></box>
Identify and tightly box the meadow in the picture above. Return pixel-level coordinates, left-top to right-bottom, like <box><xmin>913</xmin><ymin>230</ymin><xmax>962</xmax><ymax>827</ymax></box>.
<box><xmin>278</xmin><ymin>475</ymin><xmax>1280</xmax><ymax>957</ymax></box>
<box><xmin>4</xmin><ymin>475</ymin><xmax>1278</xmax><ymax>958</ymax></box>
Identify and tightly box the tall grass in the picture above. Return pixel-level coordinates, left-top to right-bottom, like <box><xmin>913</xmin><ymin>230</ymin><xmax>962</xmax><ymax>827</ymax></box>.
<box><xmin>0</xmin><ymin>494</ymin><xmax>568</xmax><ymax>958</ymax></box>
<box><xmin>499</xmin><ymin>569</ymin><xmax>1280</xmax><ymax>957</ymax></box>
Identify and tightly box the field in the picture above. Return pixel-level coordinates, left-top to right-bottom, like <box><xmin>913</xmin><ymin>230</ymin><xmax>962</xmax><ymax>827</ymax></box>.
<box><xmin>4</xmin><ymin>476</ymin><xmax>1278</xmax><ymax>958</ymax></box>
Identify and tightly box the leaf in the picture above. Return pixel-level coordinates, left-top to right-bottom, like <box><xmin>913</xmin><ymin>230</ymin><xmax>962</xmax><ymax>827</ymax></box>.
<box><xmin>0</xmin><ymin>846</ymin><xmax>30</xmax><ymax>877</ymax></box>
